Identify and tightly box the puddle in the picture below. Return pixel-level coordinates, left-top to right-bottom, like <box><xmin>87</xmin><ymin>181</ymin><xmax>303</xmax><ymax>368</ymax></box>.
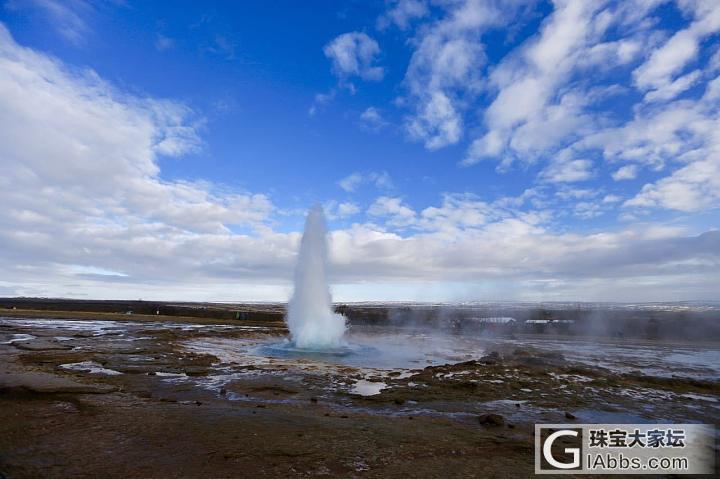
<box><xmin>351</xmin><ymin>380</ymin><xmax>386</xmax><ymax>396</ymax></box>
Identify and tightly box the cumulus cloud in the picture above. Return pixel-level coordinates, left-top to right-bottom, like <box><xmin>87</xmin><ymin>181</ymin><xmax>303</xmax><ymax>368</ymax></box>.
<box><xmin>400</xmin><ymin>0</ymin><xmax>521</xmax><ymax>150</ymax></box>
<box><xmin>0</xmin><ymin>24</ymin><xmax>278</xmax><ymax>293</ymax></box>
<box><xmin>464</xmin><ymin>0</ymin><xmax>609</xmax><ymax>167</ymax></box>
<box><xmin>406</xmin><ymin>91</ymin><xmax>462</xmax><ymax>150</ymax></box>
<box><xmin>368</xmin><ymin>196</ymin><xmax>417</xmax><ymax>227</ymax></box>
<box><xmin>323</xmin><ymin>32</ymin><xmax>384</xmax><ymax>81</ymax></box>
<box><xmin>310</xmin><ymin>32</ymin><xmax>384</xmax><ymax>114</ymax></box>
<box><xmin>324</xmin><ymin>201</ymin><xmax>361</xmax><ymax>220</ymax></box>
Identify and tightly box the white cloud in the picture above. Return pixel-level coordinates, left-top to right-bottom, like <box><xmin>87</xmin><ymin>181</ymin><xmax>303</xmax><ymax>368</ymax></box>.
<box><xmin>324</xmin><ymin>201</ymin><xmax>361</xmax><ymax>220</ymax></box>
<box><xmin>5</xmin><ymin>0</ymin><xmax>94</xmax><ymax>44</ymax></box>
<box><xmin>368</xmin><ymin>196</ymin><xmax>417</xmax><ymax>227</ymax></box>
<box><xmin>464</xmin><ymin>0</ymin><xmax>607</xmax><ymax>166</ymax></box>
<box><xmin>323</xmin><ymin>32</ymin><xmax>384</xmax><ymax>81</ymax></box>
<box><xmin>464</xmin><ymin>130</ymin><xmax>504</xmax><ymax>163</ymax></box>
<box><xmin>370</xmin><ymin>171</ymin><xmax>394</xmax><ymax>189</ymax></box>
<box><xmin>366</xmin><ymin>0</ymin><xmax>720</xmax><ymax>233</ymax></box>
<box><xmin>377</xmin><ymin>0</ymin><xmax>428</xmax><ymax>30</ymax></box>
<box><xmin>573</xmin><ymin>201</ymin><xmax>604</xmax><ymax>219</ymax></box>
<box><xmin>568</xmin><ymin>74</ymin><xmax>720</xmax><ymax>213</ymax></box>
<box><xmin>453</xmin><ymin>0</ymin><xmax>720</xmax><ymax>218</ymax></box>
<box><xmin>624</xmin><ymin>157</ymin><xmax>720</xmax><ymax>212</ymax></box>
<box><xmin>417</xmin><ymin>194</ymin><xmax>494</xmax><ymax>233</ymax></box>
<box><xmin>338</xmin><ymin>171</ymin><xmax>393</xmax><ymax>192</ymax></box>
<box><xmin>337</xmin><ymin>202</ymin><xmax>360</xmax><ymax>217</ymax></box>
<box><xmin>311</xmin><ymin>32</ymin><xmax>384</xmax><ymax>114</ymax></box>
<box><xmin>0</xmin><ymin>24</ymin><xmax>277</xmax><ymax>292</ymax></box>
<box><xmin>540</xmin><ymin>159</ymin><xmax>594</xmax><ymax>183</ymax></box>
<box><xmin>555</xmin><ymin>187</ymin><xmax>598</xmax><ymax>201</ymax></box>
<box><xmin>308</xmin><ymin>89</ymin><xmax>336</xmax><ymax>116</ymax></box>
<box><xmin>406</xmin><ymin>90</ymin><xmax>462</xmax><ymax>149</ymax></box>
<box><xmin>602</xmin><ymin>194</ymin><xmax>622</xmax><ymax>203</ymax></box>
<box><xmin>359</xmin><ymin>106</ymin><xmax>388</xmax><ymax>130</ymax></box>
<box><xmin>633</xmin><ymin>1</ymin><xmax>720</xmax><ymax>99</ymax></box>
<box><xmin>400</xmin><ymin>0</ymin><xmax>516</xmax><ymax>150</ymax></box>
<box><xmin>360</xmin><ymin>106</ymin><xmax>382</xmax><ymax>122</ymax></box>
<box><xmin>339</xmin><ymin>198</ymin><xmax>719</xmax><ymax>301</ymax></box>
<box><xmin>643</xmin><ymin>70</ymin><xmax>701</xmax><ymax>102</ymax></box>
<box><xmin>612</xmin><ymin>164</ymin><xmax>639</xmax><ymax>180</ymax></box>
<box><xmin>709</xmin><ymin>45</ymin><xmax>720</xmax><ymax>71</ymax></box>
<box><xmin>338</xmin><ymin>172</ymin><xmax>363</xmax><ymax>192</ymax></box>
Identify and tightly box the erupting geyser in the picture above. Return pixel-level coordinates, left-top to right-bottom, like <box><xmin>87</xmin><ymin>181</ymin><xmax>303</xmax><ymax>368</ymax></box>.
<box><xmin>286</xmin><ymin>205</ymin><xmax>347</xmax><ymax>349</ymax></box>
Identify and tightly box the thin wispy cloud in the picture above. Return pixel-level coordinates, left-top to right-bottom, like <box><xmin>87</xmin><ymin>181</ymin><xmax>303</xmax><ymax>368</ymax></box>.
<box><xmin>155</xmin><ymin>34</ymin><xmax>174</xmax><ymax>52</ymax></box>
<box><xmin>338</xmin><ymin>171</ymin><xmax>393</xmax><ymax>192</ymax></box>
<box><xmin>5</xmin><ymin>0</ymin><xmax>95</xmax><ymax>44</ymax></box>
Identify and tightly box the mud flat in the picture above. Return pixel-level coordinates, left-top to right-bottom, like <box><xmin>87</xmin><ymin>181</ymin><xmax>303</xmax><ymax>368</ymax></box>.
<box><xmin>1</xmin><ymin>316</ymin><xmax>718</xmax><ymax>478</ymax></box>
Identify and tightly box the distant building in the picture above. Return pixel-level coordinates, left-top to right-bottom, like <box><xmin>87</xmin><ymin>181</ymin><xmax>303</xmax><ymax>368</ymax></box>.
<box><xmin>473</xmin><ymin>317</ymin><xmax>516</xmax><ymax>324</ymax></box>
<box><xmin>525</xmin><ymin>319</ymin><xmax>575</xmax><ymax>324</ymax></box>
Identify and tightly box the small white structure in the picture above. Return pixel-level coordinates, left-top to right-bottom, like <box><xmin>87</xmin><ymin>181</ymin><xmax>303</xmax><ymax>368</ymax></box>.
<box><xmin>525</xmin><ymin>319</ymin><xmax>575</xmax><ymax>324</ymax></box>
<box><xmin>473</xmin><ymin>317</ymin><xmax>516</xmax><ymax>324</ymax></box>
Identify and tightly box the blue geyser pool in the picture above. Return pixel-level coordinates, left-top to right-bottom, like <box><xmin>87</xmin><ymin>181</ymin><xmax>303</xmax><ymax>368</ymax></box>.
<box><xmin>258</xmin><ymin>339</ymin><xmax>372</xmax><ymax>360</ymax></box>
<box><xmin>253</xmin><ymin>331</ymin><xmax>476</xmax><ymax>369</ymax></box>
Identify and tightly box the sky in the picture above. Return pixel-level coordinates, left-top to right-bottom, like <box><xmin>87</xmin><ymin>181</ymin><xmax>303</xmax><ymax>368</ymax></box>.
<box><xmin>0</xmin><ymin>0</ymin><xmax>718</xmax><ymax>303</ymax></box>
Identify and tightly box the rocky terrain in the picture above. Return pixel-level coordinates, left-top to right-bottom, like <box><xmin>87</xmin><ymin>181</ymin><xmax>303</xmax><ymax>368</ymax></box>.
<box><xmin>1</xmin><ymin>314</ymin><xmax>718</xmax><ymax>478</ymax></box>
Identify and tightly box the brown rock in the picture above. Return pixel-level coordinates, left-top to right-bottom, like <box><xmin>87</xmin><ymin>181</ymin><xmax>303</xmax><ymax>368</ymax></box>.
<box><xmin>478</xmin><ymin>413</ymin><xmax>505</xmax><ymax>426</ymax></box>
<box><xmin>0</xmin><ymin>371</ymin><xmax>116</xmax><ymax>394</ymax></box>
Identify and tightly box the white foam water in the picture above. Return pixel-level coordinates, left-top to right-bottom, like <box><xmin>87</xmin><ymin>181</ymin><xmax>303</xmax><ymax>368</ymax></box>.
<box><xmin>286</xmin><ymin>205</ymin><xmax>346</xmax><ymax>349</ymax></box>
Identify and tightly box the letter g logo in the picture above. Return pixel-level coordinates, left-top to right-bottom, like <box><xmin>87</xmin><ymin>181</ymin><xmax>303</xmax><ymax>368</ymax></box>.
<box><xmin>543</xmin><ymin>430</ymin><xmax>580</xmax><ymax>469</ymax></box>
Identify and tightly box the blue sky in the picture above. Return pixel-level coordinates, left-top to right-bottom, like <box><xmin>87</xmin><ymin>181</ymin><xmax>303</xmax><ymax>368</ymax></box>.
<box><xmin>0</xmin><ymin>0</ymin><xmax>718</xmax><ymax>302</ymax></box>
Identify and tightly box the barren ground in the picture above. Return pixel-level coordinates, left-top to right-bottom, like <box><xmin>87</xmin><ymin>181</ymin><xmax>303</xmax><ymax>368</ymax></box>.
<box><xmin>1</xmin><ymin>313</ymin><xmax>718</xmax><ymax>478</ymax></box>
